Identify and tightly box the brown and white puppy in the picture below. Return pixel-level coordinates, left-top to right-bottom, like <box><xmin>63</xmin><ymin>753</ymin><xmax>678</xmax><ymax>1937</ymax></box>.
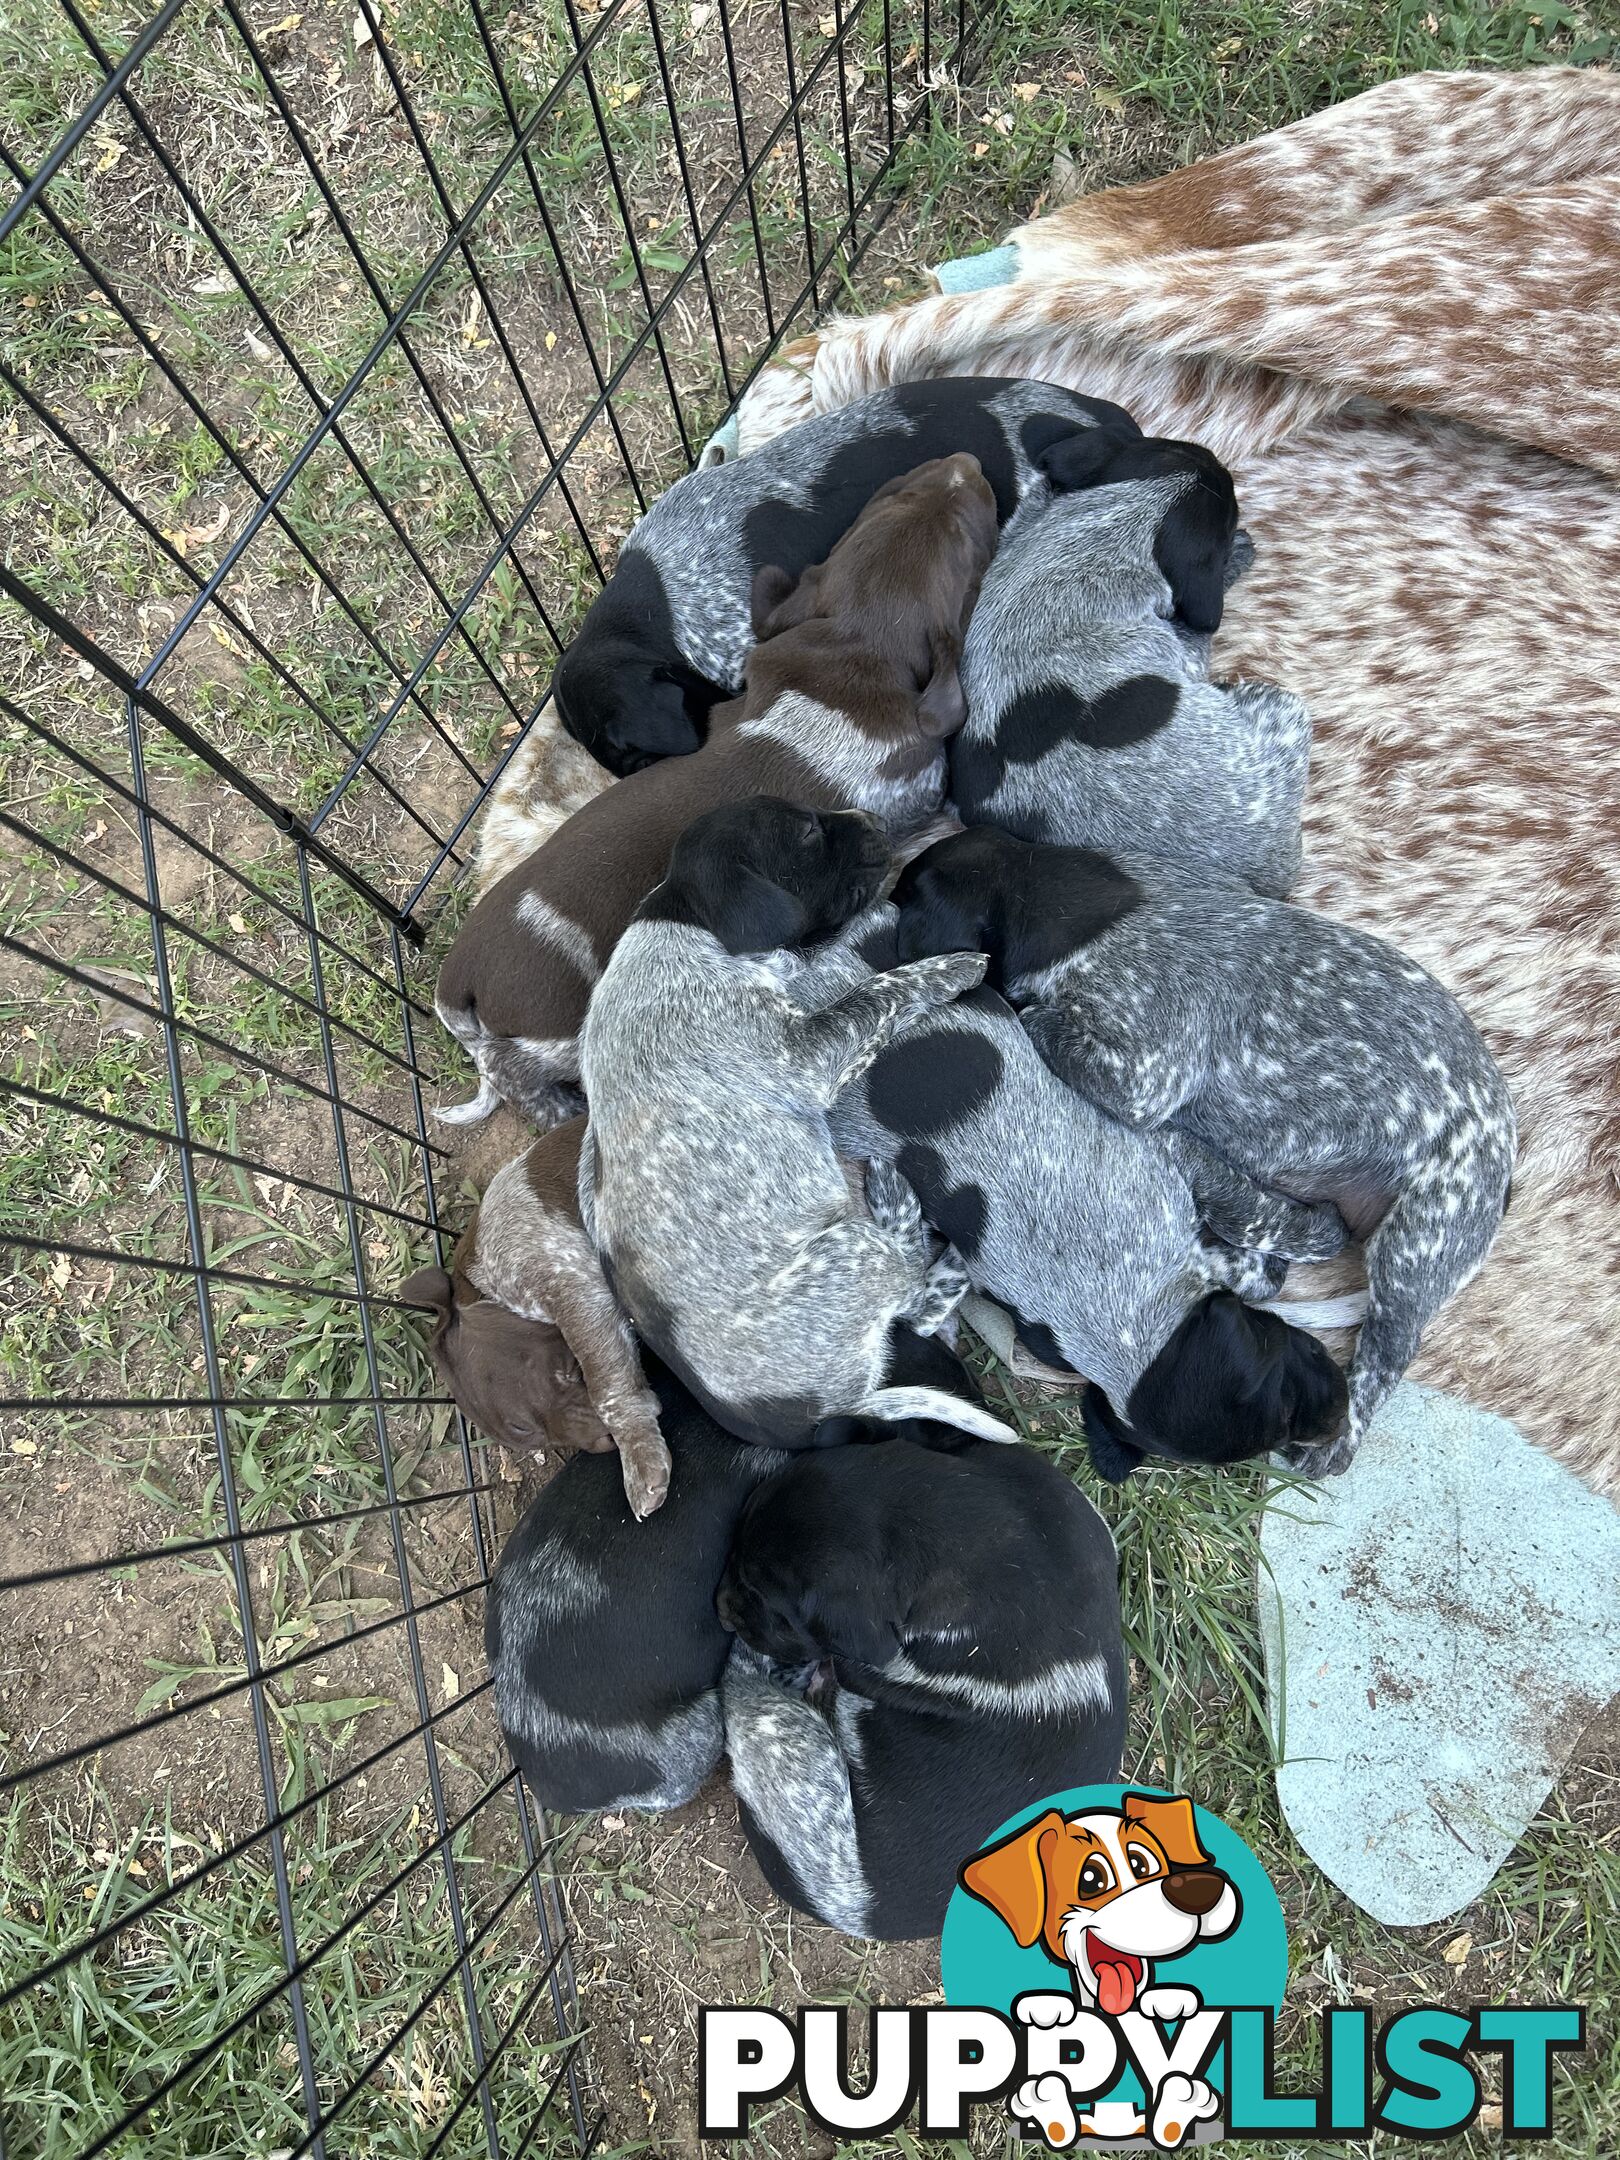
<box><xmin>399</xmin><ymin>1116</ymin><xmax>671</xmax><ymax>1517</ymax></box>
<box><xmin>433</xmin><ymin>454</ymin><xmax>999</xmax><ymax>1127</ymax></box>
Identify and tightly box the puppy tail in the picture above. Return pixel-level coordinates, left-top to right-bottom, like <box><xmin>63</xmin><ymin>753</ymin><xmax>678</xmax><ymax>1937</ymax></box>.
<box><xmin>432</xmin><ymin>1075</ymin><xmax>501</xmax><ymax>1126</ymax></box>
<box><xmin>858</xmin><ymin>1386</ymin><xmax>1019</xmax><ymax>1445</ymax></box>
<box><xmin>432</xmin><ymin>994</ymin><xmax>581</xmax><ymax>1130</ymax></box>
<box><xmin>1253</xmin><ymin>1290</ymin><xmax>1370</xmax><ymax>1331</ymax></box>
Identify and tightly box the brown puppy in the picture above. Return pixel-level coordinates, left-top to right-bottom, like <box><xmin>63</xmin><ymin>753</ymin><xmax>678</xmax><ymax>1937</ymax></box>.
<box><xmin>399</xmin><ymin>1117</ymin><xmax>671</xmax><ymax>1517</ymax></box>
<box><xmin>433</xmin><ymin>453</ymin><xmax>998</xmax><ymax>1126</ymax></box>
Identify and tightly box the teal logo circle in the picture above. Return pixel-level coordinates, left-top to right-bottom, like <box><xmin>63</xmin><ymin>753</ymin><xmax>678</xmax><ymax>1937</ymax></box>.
<box><xmin>941</xmin><ymin>1785</ymin><xmax>1287</xmax><ymax>2123</ymax></box>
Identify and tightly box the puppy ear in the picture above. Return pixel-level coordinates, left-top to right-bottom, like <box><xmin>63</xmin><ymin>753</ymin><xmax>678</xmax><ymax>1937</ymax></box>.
<box><xmin>398</xmin><ymin>1265</ymin><xmax>453</xmax><ymax>1313</ymax></box>
<box><xmin>1153</xmin><ymin>476</ymin><xmax>1239</xmax><ymax>635</ymax></box>
<box><xmin>749</xmin><ymin>563</ymin><xmax>803</xmax><ymax>639</ymax></box>
<box><xmin>1081</xmin><ymin>1383</ymin><xmax>1144</xmax><ymax>1483</ymax></box>
<box><xmin>703</xmin><ymin>862</ymin><xmax>810</xmax><ymax>955</ymax></box>
<box><xmin>650</xmin><ymin>663</ymin><xmax>721</xmax><ymax>751</ymax></box>
<box><xmin>959</xmin><ymin>1808</ymin><xmax>1065</xmax><ymax>1946</ymax></box>
<box><xmin>1036</xmin><ymin>426</ymin><xmax>1133</xmax><ymax>494</ymax></box>
<box><xmin>820</xmin><ymin>1601</ymin><xmax>904</xmax><ymax>1674</ymax></box>
<box><xmin>893</xmin><ymin>881</ymin><xmax>990</xmax><ymax>966</ymax></box>
<box><xmin>1122</xmin><ymin>1792</ymin><xmax>1213</xmax><ymax>1870</ymax></box>
<box><xmin>916</xmin><ymin>624</ymin><xmax>967</xmax><ymax>737</ymax></box>
<box><xmin>1275</xmin><ymin>1319</ymin><xmax>1350</xmax><ymax>1447</ymax></box>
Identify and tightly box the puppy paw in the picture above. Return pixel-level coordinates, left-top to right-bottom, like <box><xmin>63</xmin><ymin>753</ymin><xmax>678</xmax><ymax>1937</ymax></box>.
<box><xmin>1279</xmin><ymin>1427</ymin><xmax>1360</xmax><ymax>1479</ymax></box>
<box><xmin>914</xmin><ymin>1247</ymin><xmax>972</xmax><ymax>1334</ymax></box>
<box><xmin>1010</xmin><ymin>2073</ymin><xmax>1077</xmax><ymax>2150</ymax></box>
<box><xmin>865</xmin><ymin>1159</ymin><xmax>925</xmax><ymax>1248</ymax></box>
<box><xmin>1279</xmin><ymin>1197</ymin><xmax>1352</xmax><ymax>1262</ymax></box>
<box><xmin>1149</xmin><ymin>2071</ymin><xmax>1220</xmax><ymax>2149</ymax></box>
<box><xmin>1201</xmin><ymin>1243</ymin><xmax>1287</xmax><ymax>1299</ymax></box>
<box><xmin>905</xmin><ymin>950</ymin><xmax>989</xmax><ymax>1001</ymax></box>
<box><xmin>1136</xmin><ymin>1984</ymin><xmax>1202</xmax><ymax>2023</ymax></box>
<box><xmin>1014</xmin><ymin>1991</ymin><xmax>1079</xmax><ymax>2030</ymax></box>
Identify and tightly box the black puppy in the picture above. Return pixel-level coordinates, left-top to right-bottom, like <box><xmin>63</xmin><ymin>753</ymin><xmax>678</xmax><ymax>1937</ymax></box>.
<box><xmin>718</xmin><ymin>1431</ymin><xmax>1127</xmax><ymax>1939</ymax></box>
<box><xmin>486</xmin><ymin>1359</ymin><xmax>787</xmax><ymax>1813</ymax></box>
<box><xmin>553</xmin><ymin>377</ymin><xmax>1139</xmax><ymax>774</ymax></box>
<box><xmin>890</xmin><ymin>829</ymin><xmax>1349</xmax><ymax>1481</ymax></box>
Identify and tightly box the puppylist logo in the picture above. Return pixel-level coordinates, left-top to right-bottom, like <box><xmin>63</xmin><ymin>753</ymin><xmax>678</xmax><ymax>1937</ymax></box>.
<box><xmin>699</xmin><ymin>1786</ymin><xmax>1584</xmax><ymax>2147</ymax></box>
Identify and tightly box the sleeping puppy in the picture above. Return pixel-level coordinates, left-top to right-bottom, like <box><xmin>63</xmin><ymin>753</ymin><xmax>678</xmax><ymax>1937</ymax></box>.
<box><xmin>435</xmin><ymin>455</ymin><xmax>998</xmax><ymax>1126</ymax></box>
<box><xmin>579</xmin><ymin>797</ymin><xmax>1014</xmax><ymax>1448</ymax></box>
<box><xmin>487</xmin><ymin>1358</ymin><xmax>787</xmax><ymax>1812</ymax></box>
<box><xmin>892</xmin><ymin>827</ymin><xmax>1516</xmax><ymax>1476</ymax></box>
<box><xmin>829</xmin><ymin>964</ymin><xmax>1350</xmax><ymax>1479</ymax></box>
<box><xmin>953</xmin><ymin>427</ymin><xmax>1310</xmax><ymax>897</ymax></box>
<box><xmin>553</xmin><ymin>376</ymin><xmax>1139</xmax><ymax>775</ymax></box>
<box><xmin>717</xmin><ymin>1429</ymin><xmax>1127</xmax><ymax>1939</ymax></box>
<box><xmin>399</xmin><ymin>1116</ymin><xmax>671</xmax><ymax>1517</ymax></box>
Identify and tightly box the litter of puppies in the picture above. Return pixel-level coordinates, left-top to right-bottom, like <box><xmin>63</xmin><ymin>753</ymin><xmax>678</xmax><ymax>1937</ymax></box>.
<box><xmin>406</xmin><ymin>379</ymin><xmax>1514</xmax><ymax>1942</ymax></box>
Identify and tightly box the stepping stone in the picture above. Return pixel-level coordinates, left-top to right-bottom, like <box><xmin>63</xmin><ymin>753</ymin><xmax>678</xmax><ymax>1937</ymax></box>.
<box><xmin>1259</xmin><ymin>1382</ymin><xmax>1620</xmax><ymax>1925</ymax></box>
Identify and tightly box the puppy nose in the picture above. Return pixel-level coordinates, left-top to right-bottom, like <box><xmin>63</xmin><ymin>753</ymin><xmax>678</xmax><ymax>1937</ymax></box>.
<box><xmin>1163</xmin><ymin>1869</ymin><xmax>1226</xmax><ymax>1916</ymax></box>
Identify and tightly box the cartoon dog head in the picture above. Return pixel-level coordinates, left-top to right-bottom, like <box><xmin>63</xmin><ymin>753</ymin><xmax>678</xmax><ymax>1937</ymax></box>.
<box><xmin>960</xmin><ymin>1793</ymin><xmax>1240</xmax><ymax>2016</ymax></box>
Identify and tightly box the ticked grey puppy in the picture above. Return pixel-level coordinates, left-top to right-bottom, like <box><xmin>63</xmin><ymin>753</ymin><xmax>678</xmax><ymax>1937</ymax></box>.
<box><xmin>829</xmin><ymin>914</ymin><xmax>1350</xmax><ymax>1478</ymax></box>
<box><xmin>553</xmin><ymin>376</ymin><xmax>1140</xmax><ymax>775</ymax></box>
<box><xmin>893</xmin><ymin>828</ymin><xmax>1517</xmax><ymax>1477</ymax></box>
<box><xmin>579</xmin><ymin>798</ymin><xmax>1015</xmax><ymax>1449</ymax></box>
<box><xmin>952</xmin><ymin>430</ymin><xmax>1311</xmax><ymax>898</ymax></box>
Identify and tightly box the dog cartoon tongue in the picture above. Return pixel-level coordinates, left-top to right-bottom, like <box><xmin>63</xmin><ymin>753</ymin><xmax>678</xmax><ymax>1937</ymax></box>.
<box><xmin>1086</xmin><ymin>1939</ymin><xmax>1145</xmax><ymax>2015</ymax></box>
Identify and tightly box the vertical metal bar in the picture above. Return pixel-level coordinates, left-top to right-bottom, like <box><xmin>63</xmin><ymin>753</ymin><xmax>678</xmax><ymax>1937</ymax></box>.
<box><xmin>55</xmin><ymin>0</ymin><xmax>533</xmax><ymax>738</ymax></box>
<box><xmin>466</xmin><ymin>0</ymin><xmax>650</xmax><ymax>525</ymax></box>
<box><xmin>0</xmin><ymin>145</ymin><xmax>477</xmax><ymax>790</ymax></box>
<box><xmin>780</xmin><ymin>0</ymin><xmax>822</xmax><ymax>311</ymax></box>
<box><xmin>559</xmin><ymin>0</ymin><xmax>697</xmax><ymax>466</ymax></box>
<box><xmin>717</xmin><ymin>0</ymin><xmax>778</xmax><ymax>344</ymax></box>
<box><xmin>222</xmin><ymin>0</ymin><xmax>562</xmax><ymax>661</ymax></box>
<box><xmin>296</xmin><ymin>857</ymin><xmax>500</xmax><ymax>2159</ymax></box>
<box><xmin>123</xmin><ymin>697</ymin><xmax>328</xmax><ymax>2158</ymax></box>
<box><xmin>882</xmin><ymin>0</ymin><xmax>896</xmax><ymax>152</ymax></box>
<box><xmin>391</xmin><ymin>921</ymin><xmax>591</xmax><ymax>2145</ymax></box>
<box><xmin>831</xmin><ymin>0</ymin><xmax>859</xmax><ymax>250</ymax></box>
<box><xmin>643</xmin><ymin>0</ymin><xmax>737</xmax><ymax>402</ymax></box>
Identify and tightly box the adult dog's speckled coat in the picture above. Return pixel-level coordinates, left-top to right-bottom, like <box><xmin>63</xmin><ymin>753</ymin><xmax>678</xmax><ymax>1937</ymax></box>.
<box><xmin>954</xmin><ymin>432</ymin><xmax>1312</xmax><ymax>898</ymax></box>
<box><xmin>893</xmin><ymin>828</ymin><xmax>1515</xmax><ymax>1475</ymax></box>
<box><xmin>729</xmin><ymin>67</ymin><xmax>1620</xmax><ymax>1492</ymax></box>
<box><xmin>580</xmin><ymin>803</ymin><xmax>1012</xmax><ymax>1448</ymax></box>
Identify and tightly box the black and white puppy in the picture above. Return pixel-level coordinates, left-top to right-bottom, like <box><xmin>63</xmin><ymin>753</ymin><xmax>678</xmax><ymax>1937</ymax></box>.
<box><xmin>718</xmin><ymin>1431</ymin><xmax>1127</xmax><ymax>1940</ymax></box>
<box><xmin>830</xmin><ymin>955</ymin><xmax>1350</xmax><ymax>1479</ymax></box>
<box><xmin>554</xmin><ymin>378</ymin><xmax>1139</xmax><ymax>775</ymax></box>
<box><xmin>486</xmin><ymin>1358</ymin><xmax>787</xmax><ymax>1813</ymax></box>
<box><xmin>952</xmin><ymin>429</ymin><xmax>1310</xmax><ymax>897</ymax></box>
<box><xmin>892</xmin><ymin>827</ymin><xmax>1516</xmax><ymax>1477</ymax></box>
<box><xmin>579</xmin><ymin>798</ymin><xmax>1013</xmax><ymax>1448</ymax></box>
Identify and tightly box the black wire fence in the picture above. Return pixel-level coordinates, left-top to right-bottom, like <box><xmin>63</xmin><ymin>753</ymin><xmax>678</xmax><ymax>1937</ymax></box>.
<box><xmin>0</xmin><ymin>0</ymin><xmax>990</xmax><ymax>2151</ymax></box>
